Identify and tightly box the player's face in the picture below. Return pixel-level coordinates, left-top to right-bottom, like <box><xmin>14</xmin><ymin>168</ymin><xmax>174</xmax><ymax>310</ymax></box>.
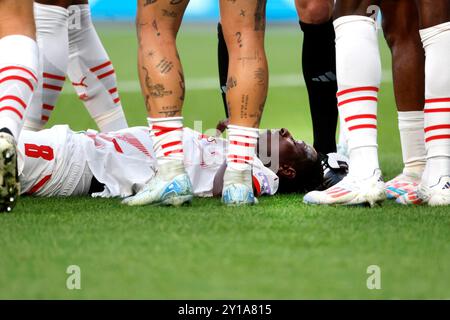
<box><xmin>259</xmin><ymin>128</ymin><xmax>318</xmax><ymax>170</ymax></box>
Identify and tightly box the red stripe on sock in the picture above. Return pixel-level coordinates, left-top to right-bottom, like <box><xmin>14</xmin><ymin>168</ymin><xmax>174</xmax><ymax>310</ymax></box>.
<box><xmin>0</xmin><ymin>106</ymin><xmax>22</xmax><ymax>119</ymax></box>
<box><xmin>0</xmin><ymin>95</ymin><xmax>26</xmax><ymax>109</ymax></box>
<box><xmin>425</xmin><ymin>124</ymin><xmax>450</xmax><ymax>132</ymax></box>
<box><xmin>109</xmin><ymin>87</ymin><xmax>118</xmax><ymax>94</ymax></box>
<box><xmin>0</xmin><ymin>75</ymin><xmax>34</xmax><ymax>91</ymax></box>
<box><xmin>41</xmin><ymin>115</ymin><xmax>49</xmax><ymax>122</ymax></box>
<box><xmin>425</xmin><ymin>134</ymin><xmax>450</xmax><ymax>142</ymax></box>
<box><xmin>425</xmin><ymin>98</ymin><xmax>450</xmax><ymax>104</ymax></box>
<box><xmin>42</xmin><ymin>104</ymin><xmax>54</xmax><ymax>111</ymax></box>
<box><xmin>164</xmin><ymin>149</ymin><xmax>183</xmax><ymax>157</ymax></box>
<box><xmin>0</xmin><ymin>66</ymin><xmax>38</xmax><ymax>82</ymax></box>
<box><xmin>229</xmin><ymin>140</ymin><xmax>256</xmax><ymax>147</ymax></box>
<box><xmin>43</xmin><ymin>83</ymin><xmax>63</xmax><ymax>91</ymax></box>
<box><xmin>113</xmin><ymin>97</ymin><xmax>121</xmax><ymax>104</ymax></box>
<box><xmin>344</xmin><ymin>114</ymin><xmax>377</xmax><ymax>122</ymax></box>
<box><xmin>152</xmin><ymin>125</ymin><xmax>182</xmax><ymax>137</ymax></box>
<box><xmin>227</xmin><ymin>154</ymin><xmax>254</xmax><ymax>161</ymax></box>
<box><xmin>90</xmin><ymin>61</ymin><xmax>112</xmax><ymax>72</ymax></box>
<box><xmin>337</xmin><ymin>86</ymin><xmax>379</xmax><ymax>97</ymax></box>
<box><xmin>348</xmin><ymin>124</ymin><xmax>377</xmax><ymax>131</ymax></box>
<box><xmin>162</xmin><ymin>140</ymin><xmax>182</xmax><ymax>149</ymax></box>
<box><xmin>338</xmin><ymin>96</ymin><xmax>378</xmax><ymax>107</ymax></box>
<box><xmin>43</xmin><ymin>72</ymin><xmax>65</xmax><ymax>81</ymax></box>
<box><xmin>424</xmin><ymin>108</ymin><xmax>450</xmax><ymax>113</ymax></box>
<box><xmin>27</xmin><ymin>174</ymin><xmax>52</xmax><ymax>194</ymax></box>
<box><xmin>97</xmin><ymin>69</ymin><xmax>115</xmax><ymax>80</ymax></box>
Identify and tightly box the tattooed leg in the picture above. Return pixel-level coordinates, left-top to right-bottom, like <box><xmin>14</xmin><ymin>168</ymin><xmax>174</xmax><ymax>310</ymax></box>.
<box><xmin>136</xmin><ymin>0</ymin><xmax>189</xmax><ymax>118</ymax></box>
<box><xmin>218</xmin><ymin>0</ymin><xmax>268</xmax><ymax>206</ymax></box>
<box><xmin>125</xmin><ymin>0</ymin><xmax>193</xmax><ymax>207</ymax></box>
<box><xmin>219</xmin><ymin>0</ymin><xmax>268</xmax><ymax>128</ymax></box>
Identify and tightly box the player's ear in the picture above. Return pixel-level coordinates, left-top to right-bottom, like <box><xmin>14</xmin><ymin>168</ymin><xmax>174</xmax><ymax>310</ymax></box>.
<box><xmin>278</xmin><ymin>164</ymin><xmax>296</xmax><ymax>179</ymax></box>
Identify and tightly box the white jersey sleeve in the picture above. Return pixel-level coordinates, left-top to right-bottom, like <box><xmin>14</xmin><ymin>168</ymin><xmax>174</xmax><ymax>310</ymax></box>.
<box><xmin>252</xmin><ymin>157</ymin><xmax>279</xmax><ymax>196</ymax></box>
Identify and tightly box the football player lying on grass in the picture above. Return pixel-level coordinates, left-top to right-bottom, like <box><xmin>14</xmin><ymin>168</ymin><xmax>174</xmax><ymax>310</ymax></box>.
<box><xmin>17</xmin><ymin>124</ymin><xmax>348</xmax><ymax>201</ymax></box>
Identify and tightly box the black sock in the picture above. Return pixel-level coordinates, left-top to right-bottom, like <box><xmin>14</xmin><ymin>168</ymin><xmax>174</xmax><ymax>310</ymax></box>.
<box><xmin>300</xmin><ymin>19</ymin><xmax>338</xmax><ymax>154</ymax></box>
<box><xmin>217</xmin><ymin>22</ymin><xmax>229</xmax><ymax>118</ymax></box>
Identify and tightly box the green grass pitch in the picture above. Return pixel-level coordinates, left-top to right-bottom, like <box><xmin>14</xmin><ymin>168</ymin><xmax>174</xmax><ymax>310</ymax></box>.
<box><xmin>0</xmin><ymin>23</ymin><xmax>449</xmax><ymax>299</ymax></box>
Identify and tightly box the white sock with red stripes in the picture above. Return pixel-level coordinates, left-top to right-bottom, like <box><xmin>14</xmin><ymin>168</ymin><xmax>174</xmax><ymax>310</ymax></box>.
<box><xmin>24</xmin><ymin>3</ymin><xmax>69</xmax><ymax>131</ymax></box>
<box><xmin>334</xmin><ymin>15</ymin><xmax>381</xmax><ymax>180</ymax></box>
<box><xmin>225</xmin><ymin>125</ymin><xmax>259</xmax><ymax>189</ymax></box>
<box><xmin>67</xmin><ymin>4</ymin><xmax>127</xmax><ymax>133</ymax></box>
<box><xmin>420</xmin><ymin>22</ymin><xmax>450</xmax><ymax>187</ymax></box>
<box><xmin>148</xmin><ymin>117</ymin><xmax>185</xmax><ymax>179</ymax></box>
<box><xmin>398</xmin><ymin>111</ymin><xmax>426</xmax><ymax>177</ymax></box>
<box><xmin>0</xmin><ymin>35</ymin><xmax>38</xmax><ymax>138</ymax></box>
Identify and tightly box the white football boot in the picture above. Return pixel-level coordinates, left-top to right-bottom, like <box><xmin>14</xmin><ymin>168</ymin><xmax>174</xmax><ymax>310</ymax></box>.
<box><xmin>221</xmin><ymin>169</ymin><xmax>257</xmax><ymax>206</ymax></box>
<box><xmin>303</xmin><ymin>169</ymin><xmax>386</xmax><ymax>207</ymax></box>
<box><xmin>397</xmin><ymin>176</ymin><xmax>450</xmax><ymax>206</ymax></box>
<box><xmin>385</xmin><ymin>172</ymin><xmax>421</xmax><ymax>200</ymax></box>
<box><xmin>0</xmin><ymin>132</ymin><xmax>20</xmax><ymax>212</ymax></box>
<box><xmin>122</xmin><ymin>162</ymin><xmax>193</xmax><ymax>207</ymax></box>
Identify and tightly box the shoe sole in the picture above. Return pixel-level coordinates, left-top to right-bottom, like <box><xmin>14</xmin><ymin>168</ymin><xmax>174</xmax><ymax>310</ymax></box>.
<box><xmin>0</xmin><ymin>134</ymin><xmax>19</xmax><ymax>213</ymax></box>
<box><xmin>160</xmin><ymin>194</ymin><xmax>193</xmax><ymax>207</ymax></box>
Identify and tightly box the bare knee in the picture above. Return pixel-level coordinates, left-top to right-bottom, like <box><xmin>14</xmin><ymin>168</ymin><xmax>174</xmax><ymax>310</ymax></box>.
<box><xmin>296</xmin><ymin>0</ymin><xmax>333</xmax><ymax>24</ymax></box>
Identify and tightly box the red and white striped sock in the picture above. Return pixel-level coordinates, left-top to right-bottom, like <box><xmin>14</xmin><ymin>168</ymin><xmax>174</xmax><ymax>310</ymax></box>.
<box><xmin>225</xmin><ymin>125</ymin><xmax>259</xmax><ymax>188</ymax></box>
<box><xmin>24</xmin><ymin>3</ymin><xmax>68</xmax><ymax>131</ymax></box>
<box><xmin>420</xmin><ymin>22</ymin><xmax>450</xmax><ymax>187</ymax></box>
<box><xmin>148</xmin><ymin>117</ymin><xmax>185</xmax><ymax>178</ymax></box>
<box><xmin>68</xmin><ymin>4</ymin><xmax>127</xmax><ymax>132</ymax></box>
<box><xmin>0</xmin><ymin>35</ymin><xmax>38</xmax><ymax>138</ymax></box>
<box><xmin>334</xmin><ymin>15</ymin><xmax>381</xmax><ymax>179</ymax></box>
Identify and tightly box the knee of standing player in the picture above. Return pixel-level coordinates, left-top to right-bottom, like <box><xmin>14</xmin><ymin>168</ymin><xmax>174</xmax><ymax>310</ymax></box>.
<box><xmin>297</xmin><ymin>0</ymin><xmax>333</xmax><ymax>24</ymax></box>
<box><xmin>382</xmin><ymin>19</ymin><xmax>416</xmax><ymax>51</ymax></box>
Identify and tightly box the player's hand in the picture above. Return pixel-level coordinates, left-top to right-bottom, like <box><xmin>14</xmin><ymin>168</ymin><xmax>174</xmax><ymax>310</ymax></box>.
<box><xmin>216</xmin><ymin>118</ymin><xmax>229</xmax><ymax>134</ymax></box>
<box><xmin>319</xmin><ymin>153</ymin><xmax>349</xmax><ymax>190</ymax></box>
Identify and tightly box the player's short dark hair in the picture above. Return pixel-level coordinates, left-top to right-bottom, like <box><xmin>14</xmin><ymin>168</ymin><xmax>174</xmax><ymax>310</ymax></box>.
<box><xmin>276</xmin><ymin>157</ymin><xmax>324</xmax><ymax>194</ymax></box>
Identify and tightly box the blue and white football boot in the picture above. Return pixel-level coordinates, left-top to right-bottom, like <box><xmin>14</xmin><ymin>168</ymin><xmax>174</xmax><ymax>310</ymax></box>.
<box><xmin>221</xmin><ymin>169</ymin><xmax>257</xmax><ymax>206</ymax></box>
<box><xmin>122</xmin><ymin>162</ymin><xmax>193</xmax><ymax>207</ymax></box>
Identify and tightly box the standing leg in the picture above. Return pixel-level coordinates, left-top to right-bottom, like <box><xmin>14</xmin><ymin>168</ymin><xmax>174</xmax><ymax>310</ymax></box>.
<box><xmin>410</xmin><ymin>0</ymin><xmax>450</xmax><ymax>206</ymax></box>
<box><xmin>297</xmin><ymin>0</ymin><xmax>338</xmax><ymax>154</ymax></box>
<box><xmin>123</xmin><ymin>0</ymin><xmax>193</xmax><ymax>207</ymax></box>
<box><xmin>219</xmin><ymin>0</ymin><xmax>268</xmax><ymax>206</ymax></box>
<box><xmin>381</xmin><ymin>0</ymin><xmax>426</xmax><ymax>200</ymax></box>
<box><xmin>0</xmin><ymin>0</ymin><xmax>39</xmax><ymax>211</ymax></box>
<box><xmin>24</xmin><ymin>0</ymin><xmax>70</xmax><ymax>131</ymax></box>
<box><xmin>67</xmin><ymin>0</ymin><xmax>128</xmax><ymax>132</ymax></box>
<box><xmin>304</xmin><ymin>0</ymin><xmax>386</xmax><ymax>206</ymax></box>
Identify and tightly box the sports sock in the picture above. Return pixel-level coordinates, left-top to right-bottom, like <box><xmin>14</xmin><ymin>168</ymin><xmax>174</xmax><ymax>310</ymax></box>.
<box><xmin>397</xmin><ymin>111</ymin><xmax>426</xmax><ymax>177</ymax></box>
<box><xmin>300</xmin><ymin>19</ymin><xmax>338</xmax><ymax>154</ymax></box>
<box><xmin>0</xmin><ymin>35</ymin><xmax>38</xmax><ymax>138</ymax></box>
<box><xmin>148</xmin><ymin>117</ymin><xmax>185</xmax><ymax>179</ymax></box>
<box><xmin>334</xmin><ymin>15</ymin><xmax>381</xmax><ymax>180</ymax></box>
<box><xmin>217</xmin><ymin>23</ymin><xmax>229</xmax><ymax>118</ymax></box>
<box><xmin>24</xmin><ymin>3</ymin><xmax>68</xmax><ymax>131</ymax></box>
<box><xmin>67</xmin><ymin>4</ymin><xmax>128</xmax><ymax>132</ymax></box>
<box><xmin>225</xmin><ymin>125</ymin><xmax>259</xmax><ymax>189</ymax></box>
<box><xmin>420</xmin><ymin>22</ymin><xmax>450</xmax><ymax>187</ymax></box>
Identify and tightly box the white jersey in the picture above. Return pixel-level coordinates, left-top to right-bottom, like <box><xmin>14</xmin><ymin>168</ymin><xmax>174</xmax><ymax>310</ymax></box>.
<box><xmin>18</xmin><ymin>125</ymin><xmax>279</xmax><ymax>198</ymax></box>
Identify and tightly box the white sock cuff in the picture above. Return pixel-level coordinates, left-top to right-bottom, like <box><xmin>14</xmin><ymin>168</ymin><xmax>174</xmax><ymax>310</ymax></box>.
<box><xmin>0</xmin><ymin>35</ymin><xmax>38</xmax><ymax>74</ymax></box>
<box><xmin>34</xmin><ymin>2</ymin><xmax>69</xmax><ymax>22</ymax></box>
<box><xmin>147</xmin><ymin>117</ymin><xmax>183</xmax><ymax>127</ymax></box>
<box><xmin>398</xmin><ymin>111</ymin><xmax>424</xmax><ymax>129</ymax></box>
<box><xmin>333</xmin><ymin>15</ymin><xmax>377</xmax><ymax>35</ymax></box>
<box><xmin>420</xmin><ymin>22</ymin><xmax>450</xmax><ymax>47</ymax></box>
<box><xmin>227</xmin><ymin>124</ymin><xmax>260</xmax><ymax>138</ymax></box>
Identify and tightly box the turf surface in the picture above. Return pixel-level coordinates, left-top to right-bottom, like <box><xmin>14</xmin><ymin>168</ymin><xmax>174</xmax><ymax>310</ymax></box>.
<box><xmin>0</xmin><ymin>23</ymin><xmax>449</xmax><ymax>299</ymax></box>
